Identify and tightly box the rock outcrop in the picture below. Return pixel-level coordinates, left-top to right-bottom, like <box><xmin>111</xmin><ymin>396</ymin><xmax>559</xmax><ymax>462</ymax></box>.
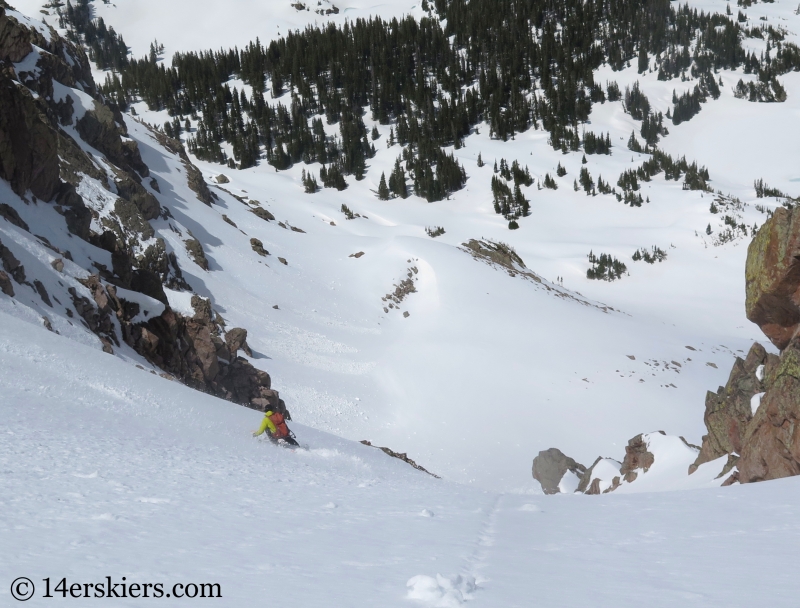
<box><xmin>73</xmin><ymin>275</ymin><xmax>281</xmax><ymax>413</ymax></box>
<box><xmin>618</xmin><ymin>433</ymin><xmax>656</xmax><ymax>483</ymax></box>
<box><xmin>691</xmin><ymin>207</ymin><xmax>800</xmax><ymax>484</ymax></box>
<box><xmin>532</xmin><ymin>448</ymin><xmax>587</xmax><ymax>494</ymax></box>
<box><xmin>360</xmin><ymin>441</ymin><xmax>440</xmax><ymax>478</ymax></box>
<box><xmin>737</xmin><ymin>338</ymin><xmax>800</xmax><ymax>482</ymax></box>
<box><xmin>689</xmin><ymin>343</ymin><xmax>774</xmax><ymax>473</ymax></box>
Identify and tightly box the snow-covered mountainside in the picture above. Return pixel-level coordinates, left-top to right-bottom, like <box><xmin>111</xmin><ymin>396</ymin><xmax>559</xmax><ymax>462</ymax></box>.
<box><xmin>3</xmin><ymin>309</ymin><xmax>800</xmax><ymax>607</ymax></box>
<box><xmin>2</xmin><ymin>0</ymin><xmax>800</xmax><ymax>603</ymax></box>
<box><xmin>9</xmin><ymin>0</ymin><xmax>797</xmax><ymax>489</ymax></box>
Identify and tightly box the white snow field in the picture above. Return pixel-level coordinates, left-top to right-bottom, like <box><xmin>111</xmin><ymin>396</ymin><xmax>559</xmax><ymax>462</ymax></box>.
<box><xmin>2</xmin><ymin>315</ymin><xmax>800</xmax><ymax>607</ymax></box>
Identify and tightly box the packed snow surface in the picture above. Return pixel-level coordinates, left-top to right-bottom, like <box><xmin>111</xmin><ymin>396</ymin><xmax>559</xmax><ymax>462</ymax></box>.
<box><xmin>2</xmin><ymin>315</ymin><xmax>800</xmax><ymax>606</ymax></box>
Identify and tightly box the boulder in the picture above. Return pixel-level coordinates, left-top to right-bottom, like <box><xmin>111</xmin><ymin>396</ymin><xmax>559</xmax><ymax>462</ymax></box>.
<box><xmin>225</xmin><ymin>328</ymin><xmax>253</xmax><ymax>358</ymax></box>
<box><xmin>250</xmin><ymin>238</ymin><xmax>269</xmax><ymax>257</ymax></box>
<box><xmin>251</xmin><ymin>207</ymin><xmax>276</xmax><ymax>222</ymax></box>
<box><xmin>745</xmin><ymin>207</ymin><xmax>800</xmax><ymax>350</ymax></box>
<box><xmin>532</xmin><ymin>448</ymin><xmax>587</xmax><ymax>495</ymax></box>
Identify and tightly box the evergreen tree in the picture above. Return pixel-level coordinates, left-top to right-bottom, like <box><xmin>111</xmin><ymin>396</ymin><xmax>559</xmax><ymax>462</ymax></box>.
<box><xmin>377</xmin><ymin>172</ymin><xmax>390</xmax><ymax>200</ymax></box>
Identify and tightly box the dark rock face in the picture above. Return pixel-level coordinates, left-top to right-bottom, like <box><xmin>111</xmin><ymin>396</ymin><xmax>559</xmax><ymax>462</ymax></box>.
<box><xmin>737</xmin><ymin>339</ymin><xmax>800</xmax><ymax>482</ymax></box>
<box><xmin>33</xmin><ymin>279</ymin><xmax>51</xmax><ymax>307</ymax></box>
<box><xmin>689</xmin><ymin>343</ymin><xmax>773</xmax><ymax>473</ymax></box>
<box><xmin>0</xmin><ymin>237</ymin><xmax>25</xmax><ymax>284</ymax></box>
<box><xmin>76</xmin><ymin>101</ymin><xmax>150</xmax><ymax>179</ymax></box>
<box><xmin>0</xmin><ymin>9</ymin><xmax>286</xmax><ymax>420</ymax></box>
<box><xmin>463</xmin><ymin>239</ymin><xmax>526</xmax><ymax>271</ymax></box>
<box><xmin>745</xmin><ymin>207</ymin><xmax>800</xmax><ymax>351</ymax></box>
<box><xmin>532</xmin><ymin>448</ymin><xmax>587</xmax><ymax>494</ymax></box>
<box><xmin>130</xmin><ymin>295</ymin><xmax>275</xmax><ymax>410</ymax></box>
<box><xmin>0</xmin><ymin>8</ymin><xmax>34</xmax><ymax>62</ymax></box>
<box><xmin>0</xmin><ymin>72</ymin><xmax>61</xmax><ymax>200</ymax></box>
<box><xmin>0</xmin><ymin>203</ymin><xmax>29</xmax><ymax>230</ymax></box>
<box><xmin>114</xmin><ymin>174</ymin><xmax>161</xmax><ymax>221</ymax></box>
<box><xmin>130</xmin><ymin>269</ymin><xmax>168</xmax><ymax>306</ymax></box>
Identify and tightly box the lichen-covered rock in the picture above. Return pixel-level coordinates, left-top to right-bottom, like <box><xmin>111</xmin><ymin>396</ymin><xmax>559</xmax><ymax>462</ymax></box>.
<box><xmin>737</xmin><ymin>338</ymin><xmax>800</xmax><ymax>482</ymax></box>
<box><xmin>745</xmin><ymin>207</ymin><xmax>800</xmax><ymax>351</ymax></box>
<box><xmin>689</xmin><ymin>343</ymin><xmax>773</xmax><ymax>473</ymax></box>
<box><xmin>532</xmin><ymin>448</ymin><xmax>587</xmax><ymax>494</ymax></box>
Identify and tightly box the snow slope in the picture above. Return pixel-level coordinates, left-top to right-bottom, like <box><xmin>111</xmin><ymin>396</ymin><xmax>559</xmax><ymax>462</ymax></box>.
<box><xmin>6</xmin><ymin>0</ymin><xmax>797</xmax><ymax>491</ymax></box>
<box><xmin>20</xmin><ymin>0</ymin><xmax>426</xmax><ymax>58</ymax></box>
<box><xmin>3</xmin><ymin>314</ymin><xmax>800</xmax><ymax>606</ymax></box>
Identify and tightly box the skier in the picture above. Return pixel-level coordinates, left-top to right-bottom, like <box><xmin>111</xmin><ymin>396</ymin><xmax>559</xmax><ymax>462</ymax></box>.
<box><xmin>252</xmin><ymin>408</ymin><xmax>299</xmax><ymax>447</ymax></box>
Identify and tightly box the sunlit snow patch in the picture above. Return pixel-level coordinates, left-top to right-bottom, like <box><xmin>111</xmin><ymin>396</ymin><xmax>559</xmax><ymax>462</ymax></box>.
<box><xmin>557</xmin><ymin>469</ymin><xmax>581</xmax><ymax>494</ymax></box>
<box><xmin>751</xmin><ymin>392</ymin><xmax>765</xmax><ymax>416</ymax></box>
<box><xmin>407</xmin><ymin>574</ymin><xmax>476</xmax><ymax>607</ymax></box>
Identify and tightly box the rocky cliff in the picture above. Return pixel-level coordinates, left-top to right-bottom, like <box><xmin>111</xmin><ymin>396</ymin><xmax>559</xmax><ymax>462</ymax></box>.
<box><xmin>0</xmin><ymin>5</ymin><xmax>285</xmax><ymax>415</ymax></box>
<box><xmin>533</xmin><ymin>207</ymin><xmax>800</xmax><ymax>493</ymax></box>
<box><xmin>693</xmin><ymin>207</ymin><xmax>800</xmax><ymax>484</ymax></box>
